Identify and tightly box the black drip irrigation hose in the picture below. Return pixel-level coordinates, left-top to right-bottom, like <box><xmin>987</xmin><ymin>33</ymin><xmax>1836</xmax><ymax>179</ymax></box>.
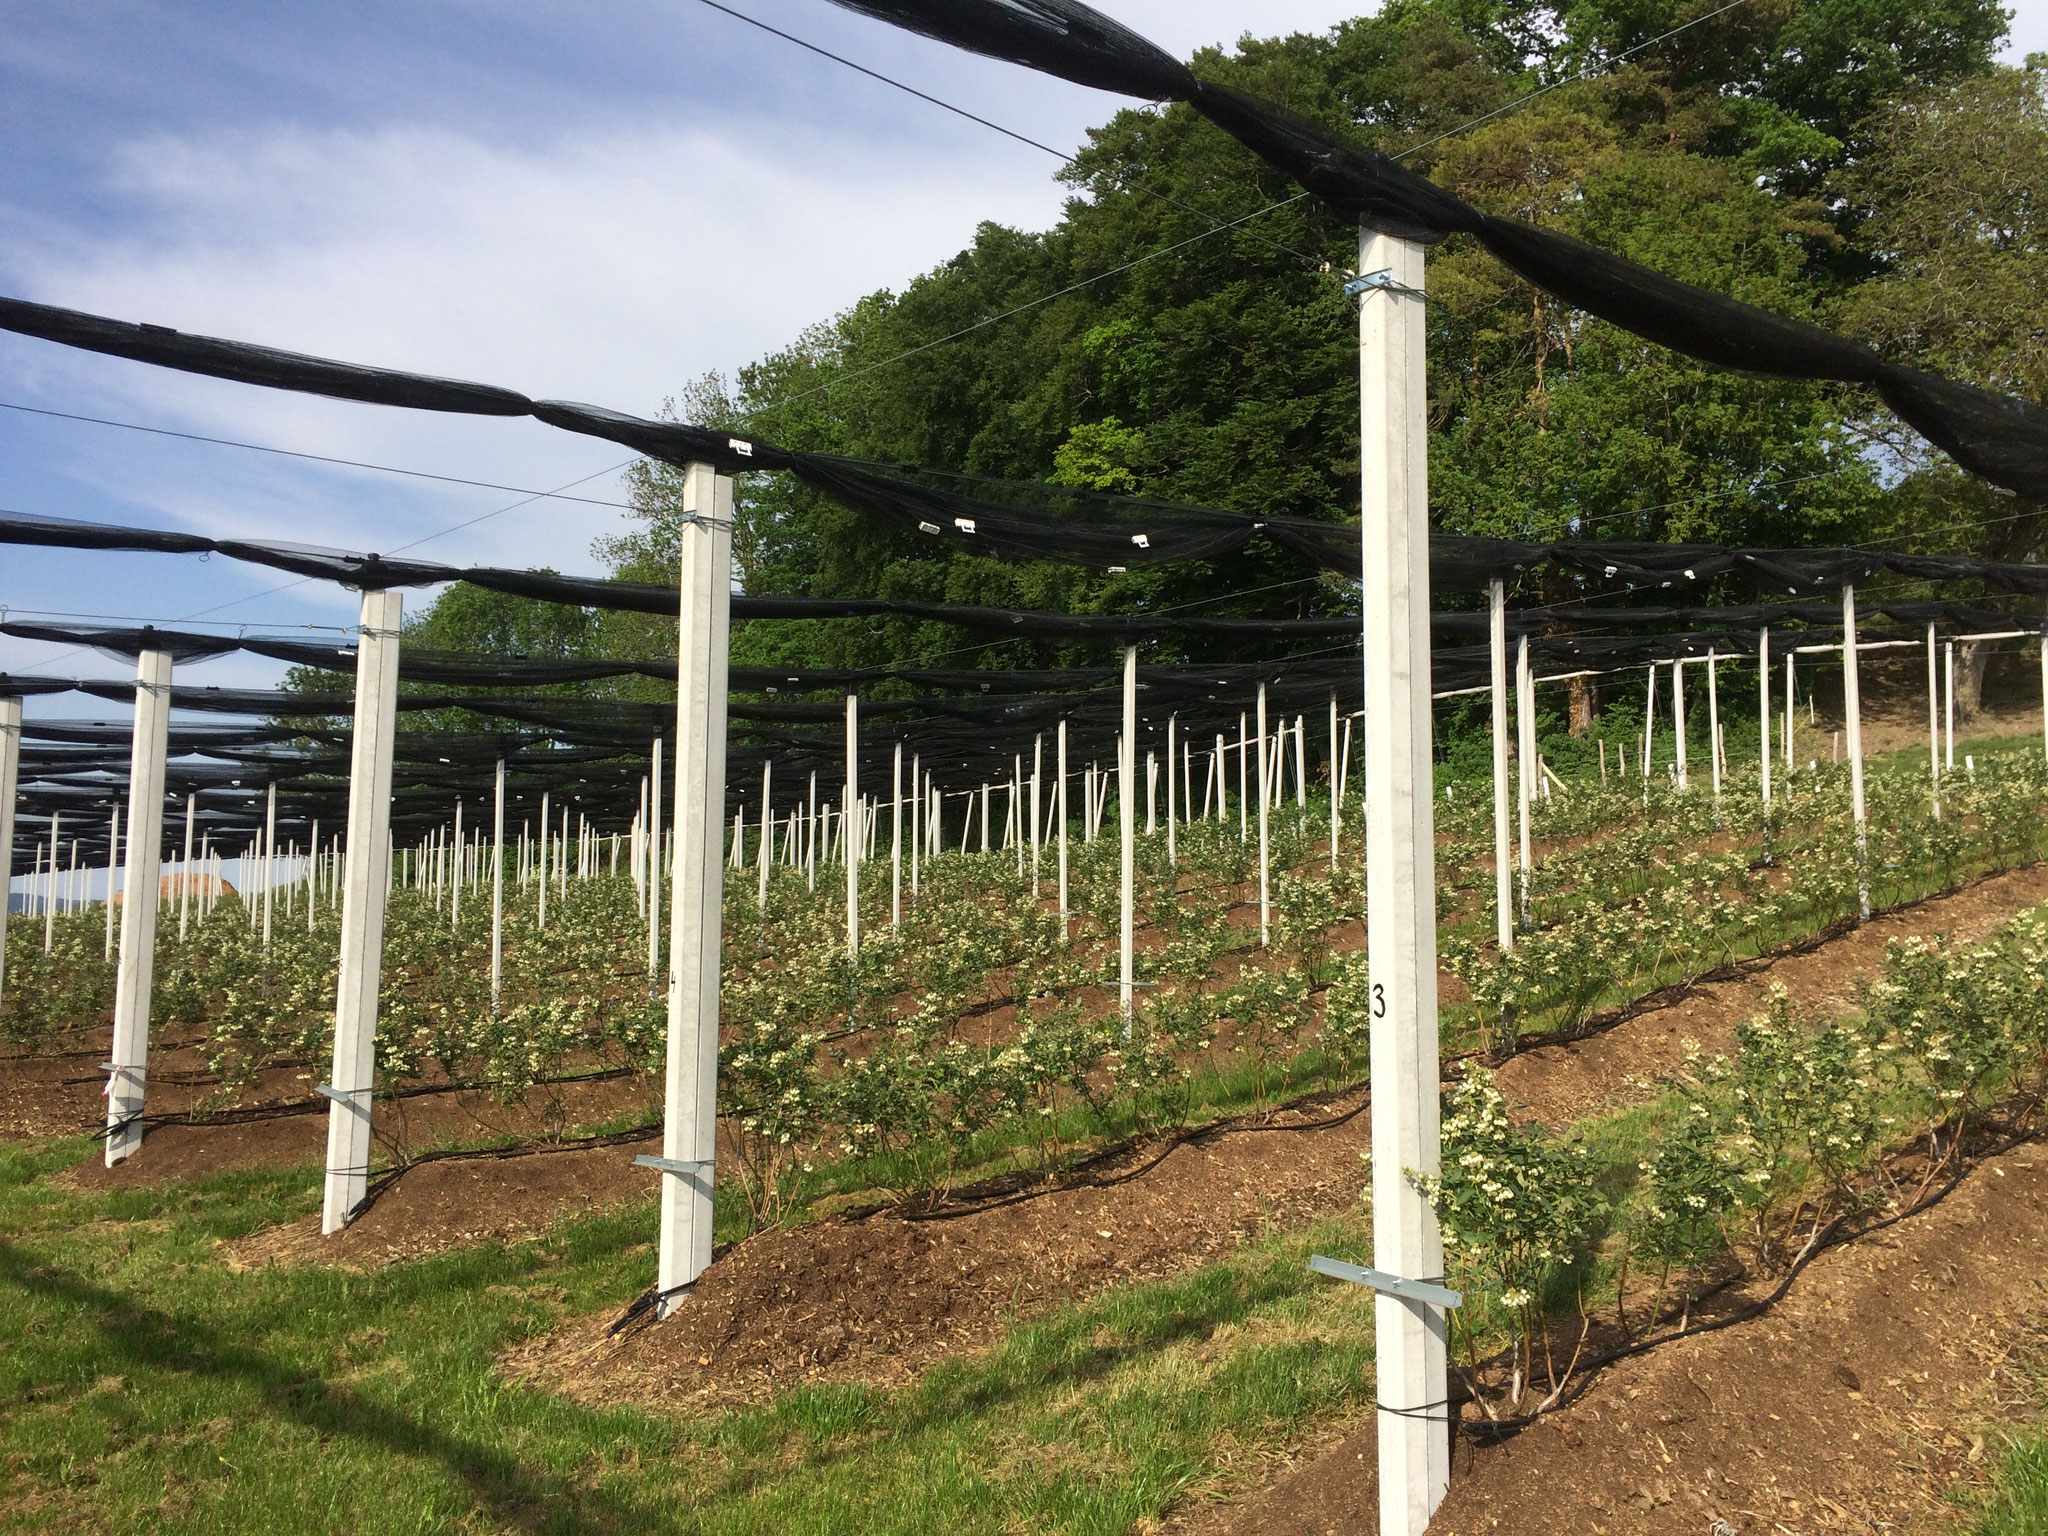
<box><xmin>345</xmin><ymin>1120</ymin><xmax>663</xmax><ymax>1226</ymax></box>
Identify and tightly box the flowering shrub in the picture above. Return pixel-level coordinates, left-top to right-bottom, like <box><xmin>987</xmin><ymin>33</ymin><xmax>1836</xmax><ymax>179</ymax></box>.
<box><xmin>1414</xmin><ymin>1065</ymin><xmax>1605</xmax><ymax>1402</ymax></box>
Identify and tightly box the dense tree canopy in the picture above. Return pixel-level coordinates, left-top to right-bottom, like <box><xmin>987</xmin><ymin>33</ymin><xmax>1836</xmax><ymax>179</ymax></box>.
<box><xmin>412</xmin><ymin>0</ymin><xmax>2030</xmax><ymax>682</ymax></box>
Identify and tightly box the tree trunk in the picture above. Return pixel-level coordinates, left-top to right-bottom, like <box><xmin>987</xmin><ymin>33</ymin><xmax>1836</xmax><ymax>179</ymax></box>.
<box><xmin>1956</xmin><ymin>640</ymin><xmax>1990</xmax><ymax>721</ymax></box>
<box><xmin>1568</xmin><ymin>674</ymin><xmax>1596</xmax><ymax>736</ymax></box>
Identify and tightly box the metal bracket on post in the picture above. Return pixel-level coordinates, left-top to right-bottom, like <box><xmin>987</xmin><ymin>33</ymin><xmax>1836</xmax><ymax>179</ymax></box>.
<box><xmin>314</xmin><ymin>1082</ymin><xmax>371</xmax><ymax>1119</ymax></box>
<box><xmin>1309</xmin><ymin>1254</ymin><xmax>1462</xmax><ymax>1311</ymax></box>
<box><xmin>1346</xmin><ymin>268</ymin><xmax>1426</xmax><ymax>300</ymax></box>
<box><xmin>633</xmin><ymin>1154</ymin><xmax>713</xmax><ymax>1176</ymax></box>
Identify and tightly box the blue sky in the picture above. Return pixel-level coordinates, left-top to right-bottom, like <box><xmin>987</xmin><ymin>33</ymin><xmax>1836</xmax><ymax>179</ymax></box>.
<box><xmin>1</xmin><ymin>0</ymin><xmax>2043</xmax><ymax>710</ymax></box>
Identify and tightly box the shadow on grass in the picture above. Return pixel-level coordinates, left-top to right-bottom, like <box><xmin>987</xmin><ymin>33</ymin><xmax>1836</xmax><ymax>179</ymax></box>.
<box><xmin>0</xmin><ymin>1237</ymin><xmax>664</xmax><ymax>1536</ymax></box>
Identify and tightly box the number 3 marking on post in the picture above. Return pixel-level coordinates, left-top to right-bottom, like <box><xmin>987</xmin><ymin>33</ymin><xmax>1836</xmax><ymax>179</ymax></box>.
<box><xmin>1371</xmin><ymin>983</ymin><xmax>1387</xmax><ymax>1018</ymax></box>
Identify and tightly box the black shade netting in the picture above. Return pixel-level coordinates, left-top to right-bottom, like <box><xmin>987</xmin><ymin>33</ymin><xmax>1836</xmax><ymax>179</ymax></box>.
<box><xmin>819</xmin><ymin>1</ymin><xmax>2048</xmax><ymax>502</ymax></box>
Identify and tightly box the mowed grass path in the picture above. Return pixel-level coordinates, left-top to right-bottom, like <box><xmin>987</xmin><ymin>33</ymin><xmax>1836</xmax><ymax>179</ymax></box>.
<box><xmin>0</xmin><ymin>1138</ymin><xmax>1376</xmax><ymax>1535</ymax></box>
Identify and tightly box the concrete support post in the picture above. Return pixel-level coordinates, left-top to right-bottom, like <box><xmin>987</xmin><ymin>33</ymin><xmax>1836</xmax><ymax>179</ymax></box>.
<box><xmin>106</xmin><ymin>649</ymin><xmax>171</xmax><ymax>1166</ymax></box>
<box><xmin>321</xmin><ymin>588</ymin><xmax>402</xmax><ymax>1231</ymax></box>
<box><xmin>655</xmin><ymin>463</ymin><xmax>731</xmax><ymax>1312</ymax></box>
<box><xmin>178</xmin><ymin>794</ymin><xmax>195</xmax><ymax>940</ymax></box>
<box><xmin>1842</xmin><ymin>586</ymin><xmax>1870</xmax><ymax>921</ymax></box>
<box><xmin>1120</xmin><ymin>647</ymin><xmax>1137</xmax><ymax>1023</ymax></box>
<box><xmin>1489</xmin><ymin>581</ymin><xmax>1513</xmax><ymax>952</ymax></box>
<box><xmin>1358</xmin><ymin>226</ymin><xmax>1448</xmax><ymax>1532</ymax></box>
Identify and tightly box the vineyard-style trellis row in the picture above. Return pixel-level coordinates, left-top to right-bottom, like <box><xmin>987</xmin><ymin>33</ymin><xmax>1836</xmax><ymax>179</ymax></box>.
<box><xmin>6</xmin><ymin>1</ymin><xmax>2048</xmax><ymax>1516</ymax></box>
<box><xmin>11</xmin><ymin>728</ymin><xmax>2048</xmax><ymax>1234</ymax></box>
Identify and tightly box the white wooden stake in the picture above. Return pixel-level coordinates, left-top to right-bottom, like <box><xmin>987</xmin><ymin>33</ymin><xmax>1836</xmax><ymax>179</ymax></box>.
<box><xmin>654</xmin><ymin>462</ymin><xmax>731</xmax><ymax>1312</ymax></box>
<box><xmin>1752</xmin><ymin>631</ymin><xmax>1769</xmax><ymax>808</ymax></box>
<box><xmin>1167</xmin><ymin>713</ymin><xmax>1179</xmax><ymax>868</ymax></box>
<box><xmin>1294</xmin><ymin>713</ymin><xmax>1307</xmax><ymax>814</ymax></box>
<box><xmin>1358</xmin><ymin>227</ymin><xmax>1448</xmax><ymax>1531</ymax></box>
<box><xmin>321</xmin><ymin>587</ymin><xmax>402</xmax><ymax>1232</ymax></box>
<box><xmin>845</xmin><ymin>693</ymin><xmax>859</xmax><ymax>956</ymax></box>
<box><xmin>449</xmin><ymin>797</ymin><xmax>462</xmax><ymax>933</ymax></box>
<box><xmin>2039</xmin><ymin>618</ymin><xmax>2048</xmax><ymax>768</ymax></box>
<box><xmin>1120</xmin><ymin>647</ymin><xmax>1137</xmax><ymax>1023</ymax></box>
<box><xmin>105</xmin><ymin>649</ymin><xmax>172</xmax><ymax>1165</ymax></box>
<box><xmin>645</xmin><ymin>741</ymin><xmax>661</xmax><ymax>977</ymax></box>
<box><xmin>1489</xmin><ymin>581</ymin><xmax>1513</xmax><ymax>952</ymax></box>
<box><xmin>888</xmin><ymin>745</ymin><xmax>902</xmax><ymax>923</ymax></box>
<box><xmin>0</xmin><ymin>696</ymin><xmax>18</xmax><ymax>1014</ymax></box>
<box><xmin>1256</xmin><ymin>680</ymin><xmax>1271</xmax><ymax>948</ymax></box>
<box><xmin>491</xmin><ymin>760</ymin><xmax>505</xmax><ymax>1013</ymax></box>
<box><xmin>1029</xmin><ymin>735</ymin><xmax>1042</xmax><ymax>894</ymax></box>
<box><xmin>1785</xmin><ymin>650</ymin><xmax>1796</xmax><ymax>776</ymax></box>
<box><xmin>1842</xmin><ymin>585</ymin><xmax>1870</xmax><ymax>921</ymax></box>
<box><xmin>1238</xmin><ymin>712</ymin><xmax>1249</xmax><ymax>841</ymax></box>
<box><xmin>1327</xmin><ymin>696</ymin><xmax>1340</xmax><ymax>870</ymax></box>
<box><xmin>1927</xmin><ymin>623</ymin><xmax>1941</xmax><ymax>818</ymax></box>
<box><xmin>1706</xmin><ymin>651</ymin><xmax>1722</xmax><ymax>803</ymax></box>
<box><xmin>1641</xmin><ymin>663</ymin><xmax>1657</xmax><ymax>807</ymax></box>
<box><xmin>99</xmin><ymin>809</ymin><xmax>113</xmax><ymax>957</ymax></box>
<box><xmin>1944</xmin><ymin>641</ymin><xmax>1956</xmax><ymax>770</ymax></box>
<box><xmin>1515</xmin><ymin>636</ymin><xmax>1533</xmax><ymax>929</ymax></box>
<box><xmin>1672</xmin><ymin>658</ymin><xmax>1688</xmax><ymax>793</ymax></box>
<box><xmin>1057</xmin><ymin>720</ymin><xmax>1070</xmax><ymax>938</ymax></box>
<box><xmin>760</xmin><ymin>760</ymin><xmax>775</xmax><ymax>913</ymax></box>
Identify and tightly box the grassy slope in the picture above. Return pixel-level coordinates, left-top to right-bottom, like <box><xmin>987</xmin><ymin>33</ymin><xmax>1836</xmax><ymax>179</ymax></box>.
<box><xmin>0</xmin><ymin>1133</ymin><xmax>1382</xmax><ymax>1536</ymax></box>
